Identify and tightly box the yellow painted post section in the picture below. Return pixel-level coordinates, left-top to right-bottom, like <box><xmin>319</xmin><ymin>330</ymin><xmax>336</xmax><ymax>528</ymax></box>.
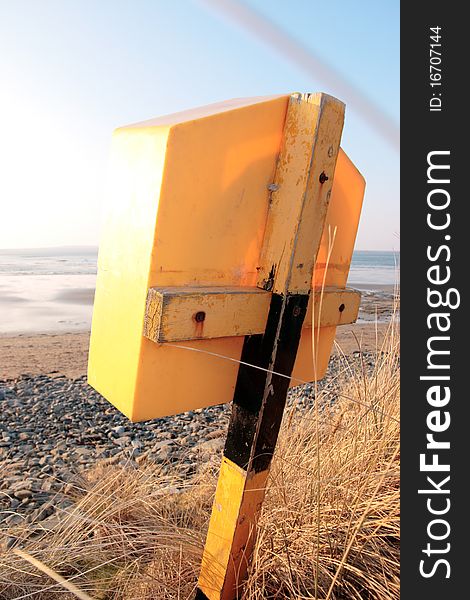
<box><xmin>256</xmin><ymin>93</ymin><xmax>345</xmax><ymax>294</ymax></box>
<box><xmin>199</xmin><ymin>458</ymin><xmax>268</xmax><ymax>600</ymax></box>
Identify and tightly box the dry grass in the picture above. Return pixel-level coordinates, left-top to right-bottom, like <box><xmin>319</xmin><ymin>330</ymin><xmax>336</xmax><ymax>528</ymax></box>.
<box><xmin>0</xmin><ymin>316</ymin><xmax>399</xmax><ymax>599</ymax></box>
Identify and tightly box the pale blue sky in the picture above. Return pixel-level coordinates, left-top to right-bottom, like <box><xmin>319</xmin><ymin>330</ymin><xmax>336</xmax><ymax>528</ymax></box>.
<box><xmin>0</xmin><ymin>0</ymin><xmax>399</xmax><ymax>250</ymax></box>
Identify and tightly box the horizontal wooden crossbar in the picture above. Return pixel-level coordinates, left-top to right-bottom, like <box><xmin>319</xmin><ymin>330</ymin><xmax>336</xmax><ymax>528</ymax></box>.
<box><xmin>143</xmin><ymin>286</ymin><xmax>360</xmax><ymax>343</ymax></box>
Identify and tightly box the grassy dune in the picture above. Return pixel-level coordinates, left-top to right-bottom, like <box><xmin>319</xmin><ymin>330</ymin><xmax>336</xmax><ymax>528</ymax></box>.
<box><xmin>0</xmin><ymin>315</ymin><xmax>399</xmax><ymax>599</ymax></box>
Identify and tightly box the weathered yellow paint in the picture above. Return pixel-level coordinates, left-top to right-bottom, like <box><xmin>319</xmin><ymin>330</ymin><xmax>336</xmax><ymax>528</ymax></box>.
<box><xmin>306</xmin><ymin>287</ymin><xmax>361</xmax><ymax>327</ymax></box>
<box><xmin>198</xmin><ymin>458</ymin><xmax>246</xmax><ymax>599</ymax></box>
<box><xmin>88</xmin><ymin>95</ymin><xmax>364</xmax><ymax>421</ymax></box>
<box><xmin>143</xmin><ymin>286</ymin><xmax>360</xmax><ymax>342</ymax></box>
<box><xmin>143</xmin><ymin>286</ymin><xmax>271</xmax><ymax>343</ymax></box>
<box><xmin>256</xmin><ymin>93</ymin><xmax>345</xmax><ymax>295</ymax></box>
<box><xmin>198</xmin><ymin>457</ymin><xmax>269</xmax><ymax>600</ymax></box>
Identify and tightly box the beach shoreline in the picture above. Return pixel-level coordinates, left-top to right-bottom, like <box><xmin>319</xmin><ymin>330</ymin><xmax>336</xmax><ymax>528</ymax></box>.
<box><xmin>1</xmin><ymin>281</ymin><xmax>397</xmax><ymax>380</ymax></box>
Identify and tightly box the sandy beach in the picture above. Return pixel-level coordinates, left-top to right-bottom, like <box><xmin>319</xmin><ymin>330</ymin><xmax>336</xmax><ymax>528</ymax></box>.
<box><xmin>0</xmin><ymin>323</ymin><xmax>390</xmax><ymax>381</ymax></box>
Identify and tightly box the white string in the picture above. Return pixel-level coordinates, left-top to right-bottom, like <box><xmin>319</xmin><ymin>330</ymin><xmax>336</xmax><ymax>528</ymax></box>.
<box><xmin>166</xmin><ymin>342</ymin><xmax>400</xmax><ymax>424</ymax></box>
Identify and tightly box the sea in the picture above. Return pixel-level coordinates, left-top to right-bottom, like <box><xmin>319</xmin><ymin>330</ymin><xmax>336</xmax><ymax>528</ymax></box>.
<box><xmin>0</xmin><ymin>248</ymin><xmax>399</xmax><ymax>335</ymax></box>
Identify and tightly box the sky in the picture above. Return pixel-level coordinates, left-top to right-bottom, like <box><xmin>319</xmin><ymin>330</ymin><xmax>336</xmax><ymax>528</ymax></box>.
<box><xmin>0</xmin><ymin>0</ymin><xmax>399</xmax><ymax>251</ymax></box>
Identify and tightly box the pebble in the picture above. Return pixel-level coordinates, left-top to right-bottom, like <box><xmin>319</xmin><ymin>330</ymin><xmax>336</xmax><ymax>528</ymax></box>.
<box><xmin>13</xmin><ymin>489</ymin><xmax>33</xmax><ymax>500</ymax></box>
<box><xmin>198</xmin><ymin>438</ymin><xmax>224</xmax><ymax>453</ymax></box>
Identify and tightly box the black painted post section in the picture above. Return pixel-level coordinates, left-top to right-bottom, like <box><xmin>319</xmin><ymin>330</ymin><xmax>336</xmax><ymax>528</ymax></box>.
<box><xmin>224</xmin><ymin>293</ymin><xmax>309</xmax><ymax>473</ymax></box>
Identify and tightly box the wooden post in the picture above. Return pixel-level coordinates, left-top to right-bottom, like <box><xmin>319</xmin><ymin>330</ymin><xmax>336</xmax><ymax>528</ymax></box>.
<box><xmin>195</xmin><ymin>93</ymin><xmax>345</xmax><ymax>600</ymax></box>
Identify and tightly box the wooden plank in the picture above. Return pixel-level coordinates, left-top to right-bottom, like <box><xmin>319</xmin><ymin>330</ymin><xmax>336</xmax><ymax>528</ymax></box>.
<box><xmin>257</xmin><ymin>92</ymin><xmax>345</xmax><ymax>294</ymax></box>
<box><xmin>144</xmin><ymin>286</ymin><xmax>360</xmax><ymax>342</ymax></box>
<box><xmin>306</xmin><ymin>287</ymin><xmax>361</xmax><ymax>328</ymax></box>
<box><xmin>143</xmin><ymin>286</ymin><xmax>270</xmax><ymax>342</ymax></box>
<box><xmin>196</xmin><ymin>92</ymin><xmax>345</xmax><ymax>600</ymax></box>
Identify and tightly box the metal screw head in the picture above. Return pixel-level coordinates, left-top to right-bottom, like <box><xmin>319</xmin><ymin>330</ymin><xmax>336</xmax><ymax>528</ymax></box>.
<box><xmin>194</xmin><ymin>311</ymin><xmax>206</xmax><ymax>323</ymax></box>
<box><xmin>319</xmin><ymin>172</ymin><xmax>329</xmax><ymax>184</ymax></box>
<box><xmin>339</xmin><ymin>303</ymin><xmax>345</xmax><ymax>313</ymax></box>
<box><xmin>293</xmin><ymin>306</ymin><xmax>301</xmax><ymax>317</ymax></box>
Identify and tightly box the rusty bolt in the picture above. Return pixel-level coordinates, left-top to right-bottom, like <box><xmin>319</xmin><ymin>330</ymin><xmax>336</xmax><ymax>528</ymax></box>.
<box><xmin>293</xmin><ymin>306</ymin><xmax>301</xmax><ymax>317</ymax></box>
<box><xmin>319</xmin><ymin>172</ymin><xmax>329</xmax><ymax>184</ymax></box>
<box><xmin>339</xmin><ymin>303</ymin><xmax>345</xmax><ymax>313</ymax></box>
<box><xmin>194</xmin><ymin>311</ymin><xmax>206</xmax><ymax>323</ymax></box>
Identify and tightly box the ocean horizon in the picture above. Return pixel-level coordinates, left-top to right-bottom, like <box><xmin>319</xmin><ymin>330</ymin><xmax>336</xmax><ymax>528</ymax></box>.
<box><xmin>0</xmin><ymin>247</ymin><xmax>399</xmax><ymax>335</ymax></box>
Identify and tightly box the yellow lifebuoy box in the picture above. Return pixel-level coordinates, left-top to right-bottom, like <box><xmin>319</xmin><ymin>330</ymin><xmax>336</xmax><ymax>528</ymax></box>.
<box><xmin>88</xmin><ymin>94</ymin><xmax>365</xmax><ymax>421</ymax></box>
